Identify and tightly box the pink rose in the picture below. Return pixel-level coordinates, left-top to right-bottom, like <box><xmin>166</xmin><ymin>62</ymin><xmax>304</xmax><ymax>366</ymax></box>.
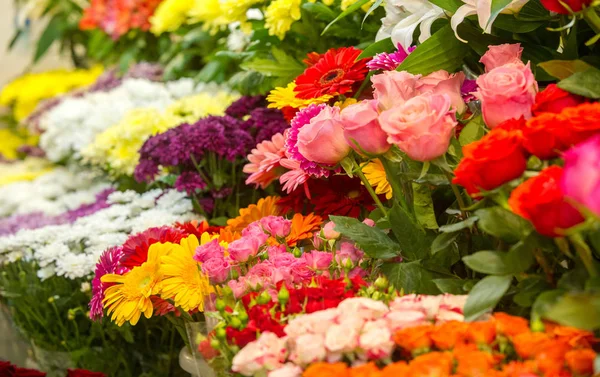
<box><xmin>325</xmin><ymin>322</ymin><xmax>359</xmax><ymax>355</ymax></box>
<box><xmin>201</xmin><ymin>257</ymin><xmax>231</xmax><ymax>284</ymax></box>
<box><xmin>302</xmin><ymin>250</ymin><xmax>333</xmax><ymax>270</ymax></box>
<box><xmin>390</xmin><ymin>294</ymin><xmax>442</xmax><ymax>319</ymax></box>
<box><xmin>475</xmin><ymin>62</ymin><xmax>538</xmax><ymax>129</ymax></box>
<box><xmin>362</xmin><ymin>218</ymin><xmax>376</xmax><ymax>227</ymax></box>
<box><xmin>285</xmin><ymin>308</ymin><xmax>339</xmax><ymax>338</ymax></box>
<box><xmin>289</xmin><ymin>263</ymin><xmax>314</xmax><ymax>283</ymax></box>
<box><xmin>260</xmin><ymin>216</ymin><xmax>292</xmax><ymax>238</ymax></box>
<box><xmin>379</xmin><ymin>94</ymin><xmax>457</xmax><ymax>161</ymax></box>
<box><xmin>268</xmin><ymin>364</ymin><xmax>302</xmax><ymax>377</ymax></box>
<box><xmin>291</xmin><ymin>334</ymin><xmax>326</xmax><ymax>365</ymax></box>
<box><xmin>418</xmin><ymin>70</ymin><xmax>467</xmax><ymax>114</ymax></box>
<box><xmin>384</xmin><ymin>310</ymin><xmax>427</xmax><ymax>332</ymax></box>
<box><xmin>269</xmin><ymin>253</ymin><xmax>297</xmax><ymax>268</ymax></box>
<box><xmin>322</xmin><ymin>221</ymin><xmax>340</xmax><ymax>240</ymax></box>
<box><xmin>267</xmin><ymin>244</ymin><xmax>288</xmax><ymax>257</ymax></box>
<box><xmin>372</xmin><ymin>70</ymin><xmax>421</xmax><ymax>111</ymax></box>
<box><xmin>228</xmin><ymin>235</ymin><xmax>264</xmax><ymax>263</ymax></box>
<box><xmin>348</xmin><ymin>267</ymin><xmax>368</xmax><ymax>279</ymax></box>
<box><xmin>561</xmin><ymin>135</ymin><xmax>600</xmax><ymax>217</ymax></box>
<box><xmin>232</xmin><ymin>332</ymin><xmax>287</xmax><ymax>376</ymax></box>
<box><xmin>358</xmin><ymin>320</ymin><xmax>394</xmax><ymax>359</ymax></box>
<box><xmin>338</xmin><ymin>297</ymin><xmax>389</xmax><ymax>322</ymax></box>
<box><xmin>335</xmin><ymin>242</ymin><xmax>364</xmax><ymax>266</ymax></box>
<box><xmin>243</xmin><ymin>222</ymin><xmax>270</xmax><ymax>244</ymax></box>
<box><xmin>228</xmin><ymin>279</ymin><xmax>248</xmax><ymax>298</ymax></box>
<box><xmin>340</xmin><ymin>100</ymin><xmax>391</xmax><ymax>155</ymax></box>
<box><xmin>312</xmin><ymin>232</ymin><xmax>324</xmax><ymax>250</ymax></box>
<box><xmin>480</xmin><ymin>43</ymin><xmax>523</xmax><ymax>72</ymax></box>
<box><xmin>247</xmin><ymin>262</ymin><xmax>277</xmax><ymax>285</ymax></box>
<box><xmin>193</xmin><ymin>239</ymin><xmax>224</xmax><ymax>263</ymax></box>
<box><xmin>297</xmin><ymin>106</ymin><xmax>350</xmax><ymax>165</ymax></box>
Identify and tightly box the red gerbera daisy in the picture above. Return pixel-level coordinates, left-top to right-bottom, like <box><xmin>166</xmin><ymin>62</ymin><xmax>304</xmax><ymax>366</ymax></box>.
<box><xmin>174</xmin><ymin>220</ymin><xmax>223</xmax><ymax>239</ymax></box>
<box><xmin>120</xmin><ymin>226</ymin><xmax>185</xmax><ymax>269</ymax></box>
<box><xmin>294</xmin><ymin>47</ymin><xmax>369</xmax><ymax>100</ymax></box>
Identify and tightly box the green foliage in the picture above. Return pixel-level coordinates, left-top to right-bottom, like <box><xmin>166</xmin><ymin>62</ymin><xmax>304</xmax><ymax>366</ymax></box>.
<box><xmin>464</xmin><ymin>275</ymin><xmax>513</xmax><ymax>321</ymax></box>
<box><xmin>558</xmin><ymin>67</ymin><xmax>600</xmax><ymax>98</ymax></box>
<box><xmin>330</xmin><ymin>216</ymin><xmax>401</xmax><ymax>259</ymax></box>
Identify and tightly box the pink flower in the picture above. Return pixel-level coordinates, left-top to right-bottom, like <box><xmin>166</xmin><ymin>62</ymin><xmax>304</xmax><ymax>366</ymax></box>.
<box><xmin>297</xmin><ymin>106</ymin><xmax>350</xmax><ymax>165</ymax></box>
<box><xmin>244</xmin><ymin>133</ymin><xmax>287</xmax><ymax>189</ymax></box>
<box><xmin>359</xmin><ymin>320</ymin><xmax>394</xmax><ymax>359</ymax></box>
<box><xmin>242</xmin><ymin>221</ymin><xmax>270</xmax><ymax>244</ymax></box>
<box><xmin>232</xmin><ymin>332</ymin><xmax>287</xmax><ymax>376</ymax></box>
<box><xmin>302</xmin><ymin>250</ymin><xmax>333</xmax><ymax>270</ymax></box>
<box><xmin>228</xmin><ymin>235</ymin><xmax>264</xmax><ymax>263</ymax></box>
<box><xmin>475</xmin><ymin>62</ymin><xmax>538</xmax><ymax>129</ymax></box>
<box><xmin>289</xmin><ymin>263</ymin><xmax>314</xmax><ymax>283</ymax></box>
<box><xmin>362</xmin><ymin>218</ymin><xmax>375</xmax><ymax>227</ymax></box>
<box><xmin>247</xmin><ymin>262</ymin><xmax>277</xmax><ymax>285</ymax></box>
<box><xmin>201</xmin><ymin>257</ymin><xmax>231</xmax><ymax>284</ymax></box>
<box><xmin>384</xmin><ymin>310</ymin><xmax>428</xmax><ymax>332</ymax></box>
<box><xmin>390</xmin><ymin>294</ymin><xmax>442</xmax><ymax>319</ymax></box>
<box><xmin>269</xmin><ymin>252</ymin><xmax>297</xmax><ymax>268</ymax></box>
<box><xmin>372</xmin><ymin>70</ymin><xmax>421</xmax><ymax>111</ymax></box>
<box><xmin>285</xmin><ymin>308</ymin><xmax>339</xmax><ymax>337</ymax></box>
<box><xmin>480</xmin><ymin>43</ymin><xmax>523</xmax><ymax>72</ymax></box>
<box><xmin>338</xmin><ymin>297</ymin><xmax>389</xmax><ymax>322</ymax></box>
<box><xmin>268</xmin><ymin>364</ymin><xmax>302</xmax><ymax>377</ymax></box>
<box><xmin>561</xmin><ymin>135</ymin><xmax>600</xmax><ymax>216</ymax></box>
<box><xmin>312</xmin><ymin>232</ymin><xmax>324</xmax><ymax>250</ymax></box>
<box><xmin>260</xmin><ymin>216</ymin><xmax>292</xmax><ymax>238</ymax></box>
<box><xmin>325</xmin><ymin>322</ymin><xmax>360</xmax><ymax>356</ymax></box>
<box><xmin>367</xmin><ymin>45</ymin><xmax>415</xmax><ymax>71</ymax></box>
<box><xmin>335</xmin><ymin>242</ymin><xmax>364</xmax><ymax>266</ymax></box>
<box><xmin>193</xmin><ymin>239</ymin><xmax>225</xmax><ymax>263</ymax></box>
<box><xmin>279</xmin><ymin>158</ymin><xmax>311</xmax><ymax>194</ymax></box>
<box><xmin>340</xmin><ymin>100</ymin><xmax>391</xmax><ymax>155</ymax></box>
<box><xmin>228</xmin><ymin>279</ymin><xmax>248</xmax><ymax>298</ymax></box>
<box><xmin>291</xmin><ymin>334</ymin><xmax>326</xmax><ymax>365</ymax></box>
<box><xmin>379</xmin><ymin>94</ymin><xmax>457</xmax><ymax>161</ymax></box>
<box><xmin>322</xmin><ymin>221</ymin><xmax>341</xmax><ymax>239</ymax></box>
<box><xmin>418</xmin><ymin>70</ymin><xmax>467</xmax><ymax>114</ymax></box>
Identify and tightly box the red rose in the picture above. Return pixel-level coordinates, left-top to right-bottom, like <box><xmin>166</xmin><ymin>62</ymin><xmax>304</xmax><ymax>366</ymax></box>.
<box><xmin>453</xmin><ymin>120</ymin><xmax>528</xmax><ymax>196</ymax></box>
<box><xmin>66</xmin><ymin>370</ymin><xmax>106</xmax><ymax>377</ymax></box>
<box><xmin>508</xmin><ymin>166</ymin><xmax>584</xmax><ymax>237</ymax></box>
<box><xmin>540</xmin><ymin>0</ymin><xmax>592</xmax><ymax>14</ymax></box>
<box><xmin>0</xmin><ymin>361</ymin><xmax>16</xmax><ymax>377</ymax></box>
<box><xmin>226</xmin><ymin>325</ymin><xmax>258</xmax><ymax>347</ymax></box>
<box><xmin>14</xmin><ymin>368</ymin><xmax>46</xmax><ymax>377</ymax></box>
<box><xmin>562</xmin><ymin>102</ymin><xmax>600</xmax><ymax>145</ymax></box>
<box><xmin>532</xmin><ymin>84</ymin><xmax>586</xmax><ymax>116</ymax></box>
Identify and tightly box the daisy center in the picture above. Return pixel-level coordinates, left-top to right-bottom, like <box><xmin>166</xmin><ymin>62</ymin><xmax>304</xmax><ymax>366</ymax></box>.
<box><xmin>320</xmin><ymin>69</ymin><xmax>345</xmax><ymax>85</ymax></box>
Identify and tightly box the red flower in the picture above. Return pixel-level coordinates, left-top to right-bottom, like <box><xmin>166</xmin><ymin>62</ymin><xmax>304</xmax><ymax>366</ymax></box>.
<box><xmin>508</xmin><ymin>166</ymin><xmax>584</xmax><ymax>237</ymax></box>
<box><xmin>0</xmin><ymin>361</ymin><xmax>16</xmax><ymax>376</ymax></box>
<box><xmin>540</xmin><ymin>0</ymin><xmax>592</xmax><ymax>14</ymax></box>
<box><xmin>120</xmin><ymin>226</ymin><xmax>185</xmax><ymax>269</ymax></box>
<box><xmin>175</xmin><ymin>220</ymin><xmax>223</xmax><ymax>239</ymax></box>
<box><xmin>453</xmin><ymin>119</ymin><xmax>528</xmax><ymax>196</ymax></box>
<box><xmin>198</xmin><ymin>337</ymin><xmax>220</xmax><ymax>361</ymax></box>
<box><xmin>67</xmin><ymin>369</ymin><xmax>106</xmax><ymax>377</ymax></box>
<box><xmin>532</xmin><ymin>84</ymin><xmax>587</xmax><ymax>116</ymax></box>
<box><xmin>14</xmin><ymin>368</ymin><xmax>46</xmax><ymax>377</ymax></box>
<box><xmin>295</xmin><ymin>47</ymin><xmax>369</xmax><ymax>99</ymax></box>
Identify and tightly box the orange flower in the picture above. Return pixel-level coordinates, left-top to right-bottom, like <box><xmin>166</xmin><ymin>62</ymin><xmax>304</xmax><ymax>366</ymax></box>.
<box><xmin>218</xmin><ymin>227</ymin><xmax>241</xmax><ymax>243</ymax></box>
<box><xmin>304</xmin><ymin>362</ymin><xmax>349</xmax><ymax>377</ymax></box>
<box><xmin>381</xmin><ymin>362</ymin><xmax>409</xmax><ymax>377</ymax></box>
<box><xmin>407</xmin><ymin>352</ymin><xmax>453</xmax><ymax>377</ymax></box>
<box><xmin>501</xmin><ymin>360</ymin><xmax>537</xmax><ymax>377</ymax></box>
<box><xmin>534</xmin><ymin>340</ymin><xmax>571</xmax><ymax>375</ymax></box>
<box><xmin>454</xmin><ymin>348</ymin><xmax>498</xmax><ymax>377</ymax></box>
<box><xmin>286</xmin><ymin>213</ymin><xmax>323</xmax><ymax>246</ymax></box>
<box><xmin>431</xmin><ymin>321</ymin><xmax>468</xmax><ymax>350</ymax></box>
<box><xmin>512</xmin><ymin>332</ymin><xmax>551</xmax><ymax>359</ymax></box>
<box><xmin>565</xmin><ymin>349</ymin><xmax>596</xmax><ymax>375</ymax></box>
<box><xmin>493</xmin><ymin>313</ymin><xmax>530</xmax><ymax>338</ymax></box>
<box><xmin>549</xmin><ymin>325</ymin><xmax>597</xmax><ymax>348</ymax></box>
<box><xmin>349</xmin><ymin>362</ymin><xmax>382</xmax><ymax>377</ymax></box>
<box><xmin>226</xmin><ymin>196</ymin><xmax>281</xmax><ymax>233</ymax></box>
<box><xmin>394</xmin><ymin>324</ymin><xmax>435</xmax><ymax>352</ymax></box>
<box><xmin>466</xmin><ymin>321</ymin><xmax>497</xmax><ymax>345</ymax></box>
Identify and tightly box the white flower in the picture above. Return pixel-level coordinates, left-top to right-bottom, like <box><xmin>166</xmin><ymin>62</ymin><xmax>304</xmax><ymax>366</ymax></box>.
<box><xmin>80</xmin><ymin>282</ymin><xmax>91</xmax><ymax>292</ymax></box>
<box><xmin>227</xmin><ymin>25</ymin><xmax>251</xmax><ymax>52</ymax></box>
<box><xmin>37</xmin><ymin>265</ymin><xmax>56</xmax><ymax>280</ymax></box>
<box><xmin>451</xmin><ymin>0</ymin><xmax>529</xmax><ymax>42</ymax></box>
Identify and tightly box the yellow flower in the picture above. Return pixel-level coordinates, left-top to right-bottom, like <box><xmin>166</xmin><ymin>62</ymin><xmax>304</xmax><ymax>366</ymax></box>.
<box><xmin>150</xmin><ymin>0</ymin><xmax>194</xmax><ymax>34</ymax></box>
<box><xmin>0</xmin><ymin>128</ymin><xmax>38</xmax><ymax>160</ymax></box>
<box><xmin>162</xmin><ymin>91</ymin><xmax>240</xmax><ymax>125</ymax></box>
<box><xmin>102</xmin><ymin>242</ymin><xmax>174</xmax><ymax>326</ymax></box>
<box><xmin>341</xmin><ymin>0</ymin><xmax>375</xmax><ymax>11</ymax></box>
<box><xmin>160</xmin><ymin>234</ymin><xmax>219</xmax><ymax>312</ymax></box>
<box><xmin>265</xmin><ymin>0</ymin><xmax>302</xmax><ymax>40</ymax></box>
<box><xmin>362</xmin><ymin>159</ymin><xmax>393</xmax><ymax>200</ymax></box>
<box><xmin>0</xmin><ymin>157</ymin><xmax>53</xmax><ymax>187</ymax></box>
<box><xmin>334</xmin><ymin>98</ymin><xmax>358</xmax><ymax>109</ymax></box>
<box><xmin>226</xmin><ymin>196</ymin><xmax>281</xmax><ymax>233</ymax></box>
<box><xmin>267</xmin><ymin>82</ymin><xmax>332</xmax><ymax>110</ymax></box>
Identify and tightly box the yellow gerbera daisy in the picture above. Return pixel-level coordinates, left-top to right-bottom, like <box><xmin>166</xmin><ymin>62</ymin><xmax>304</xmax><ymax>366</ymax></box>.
<box><xmin>102</xmin><ymin>242</ymin><xmax>174</xmax><ymax>326</ymax></box>
<box><xmin>226</xmin><ymin>196</ymin><xmax>281</xmax><ymax>233</ymax></box>
<box><xmin>267</xmin><ymin>82</ymin><xmax>332</xmax><ymax>110</ymax></box>
<box><xmin>362</xmin><ymin>159</ymin><xmax>393</xmax><ymax>200</ymax></box>
<box><xmin>160</xmin><ymin>234</ymin><xmax>220</xmax><ymax>312</ymax></box>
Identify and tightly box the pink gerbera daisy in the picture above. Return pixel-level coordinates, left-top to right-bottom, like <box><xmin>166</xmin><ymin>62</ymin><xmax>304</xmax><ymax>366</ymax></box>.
<box><xmin>244</xmin><ymin>132</ymin><xmax>287</xmax><ymax>189</ymax></box>
<box><xmin>279</xmin><ymin>158</ymin><xmax>311</xmax><ymax>196</ymax></box>
<box><xmin>89</xmin><ymin>246</ymin><xmax>128</xmax><ymax>320</ymax></box>
<box><xmin>367</xmin><ymin>45</ymin><xmax>416</xmax><ymax>71</ymax></box>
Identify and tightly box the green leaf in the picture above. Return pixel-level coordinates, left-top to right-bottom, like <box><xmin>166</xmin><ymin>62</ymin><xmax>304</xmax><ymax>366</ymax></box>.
<box><xmin>431</xmin><ymin>232</ymin><xmax>459</xmax><ymax>255</ymax></box>
<box><xmin>412</xmin><ymin>183</ymin><xmax>439</xmax><ymax>230</ymax></box>
<box><xmin>301</xmin><ymin>2</ymin><xmax>337</xmax><ymax>20</ymax></box>
<box><xmin>475</xmin><ymin>207</ymin><xmax>532</xmax><ymax>243</ymax></box>
<box><xmin>439</xmin><ymin>216</ymin><xmax>479</xmax><ymax>233</ymax></box>
<box><xmin>532</xmin><ymin>289</ymin><xmax>564</xmax><ymax>321</ymax></box>
<box><xmin>464</xmin><ymin>275</ymin><xmax>513</xmax><ymax>321</ymax></box>
<box><xmin>397</xmin><ymin>24</ymin><xmax>469</xmax><ymax>75</ymax></box>
<box><xmin>381</xmin><ymin>261</ymin><xmax>441</xmax><ymax>294</ymax></box>
<box><xmin>322</xmin><ymin>0</ymin><xmax>370</xmax><ymax>35</ymax></box>
<box><xmin>463</xmin><ymin>240</ymin><xmax>534</xmax><ymax>275</ymax></box>
<box><xmin>558</xmin><ymin>68</ymin><xmax>600</xmax><ymax>99</ymax></box>
<box><xmin>487</xmin><ymin>0</ymin><xmax>514</xmax><ymax>30</ymax></box>
<box><xmin>517</xmin><ymin>0</ymin><xmax>553</xmax><ymax>21</ymax></box>
<box><xmin>493</xmin><ymin>15</ymin><xmax>544</xmax><ymax>33</ymax></box>
<box><xmin>513</xmin><ymin>276</ymin><xmax>551</xmax><ymax>308</ymax></box>
<box><xmin>428</xmin><ymin>0</ymin><xmax>463</xmax><ymax>12</ymax></box>
<box><xmin>458</xmin><ymin>115</ymin><xmax>485</xmax><ymax>146</ymax></box>
<box><xmin>330</xmin><ymin>216</ymin><xmax>401</xmax><ymax>259</ymax></box>
<box><xmin>34</xmin><ymin>16</ymin><xmax>65</xmax><ymax>63</ymax></box>
<box><xmin>389</xmin><ymin>204</ymin><xmax>432</xmax><ymax>260</ymax></box>
<box><xmin>8</xmin><ymin>29</ymin><xmax>23</xmax><ymax>51</ymax></box>
<box><xmin>433</xmin><ymin>278</ymin><xmax>474</xmax><ymax>294</ymax></box>
<box><xmin>357</xmin><ymin>38</ymin><xmax>395</xmax><ymax>60</ymax></box>
<box><xmin>362</xmin><ymin>0</ymin><xmax>384</xmax><ymax>26</ymax></box>
<box><xmin>539</xmin><ymin>60</ymin><xmax>594</xmax><ymax>80</ymax></box>
<box><xmin>544</xmin><ymin>293</ymin><xmax>600</xmax><ymax>330</ymax></box>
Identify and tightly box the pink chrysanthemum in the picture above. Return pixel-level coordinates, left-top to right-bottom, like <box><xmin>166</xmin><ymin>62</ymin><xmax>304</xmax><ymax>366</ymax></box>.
<box><xmin>367</xmin><ymin>45</ymin><xmax>416</xmax><ymax>71</ymax></box>
<box><xmin>89</xmin><ymin>246</ymin><xmax>129</xmax><ymax>320</ymax></box>
<box><xmin>285</xmin><ymin>104</ymin><xmax>333</xmax><ymax>178</ymax></box>
<box><xmin>244</xmin><ymin>132</ymin><xmax>287</xmax><ymax>189</ymax></box>
<box><xmin>279</xmin><ymin>158</ymin><xmax>311</xmax><ymax>196</ymax></box>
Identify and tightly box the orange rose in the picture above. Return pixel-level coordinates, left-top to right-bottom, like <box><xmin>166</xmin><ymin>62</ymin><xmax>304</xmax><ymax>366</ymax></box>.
<box><xmin>381</xmin><ymin>362</ymin><xmax>409</xmax><ymax>377</ymax></box>
<box><xmin>512</xmin><ymin>332</ymin><xmax>551</xmax><ymax>359</ymax></box>
<box><xmin>562</xmin><ymin>102</ymin><xmax>600</xmax><ymax>145</ymax></box>
<box><xmin>549</xmin><ymin>325</ymin><xmax>597</xmax><ymax>348</ymax></box>
<box><xmin>565</xmin><ymin>349</ymin><xmax>596</xmax><ymax>375</ymax></box>
<box><xmin>501</xmin><ymin>360</ymin><xmax>538</xmax><ymax>377</ymax></box>
<box><xmin>349</xmin><ymin>363</ymin><xmax>382</xmax><ymax>377</ymax></box>
<box><xmin>304</xmin><ymin>362</ymin><xmax>349</xmax><ymax>377</ymax></box>
<box><xmin>431</xmin><ymin>321</ymin><xmax>468</xmax><ymax>350</ymax></box>
<box><xmin>465</xmin><ymin>321</ymin><xmax>497</xmax><ymax>345</ymax></box>
<box><xmin>454</xmin><ymin>348</ymin><xmax>498</xmax><ymax>377</ymax></box>
<box><xmin>532</xmin><ymin>84</ymin><xmax>587</xmax><ymax>116</ymax></box>
<box><xmin>535</xmin><ymin>340</ymin><xmax>571</xmax><ymax>375</ymax></box>
<box><xmin>394</xmin><ymin>324</ymin><xmax>434</xmax><ymax>352</ymax></box>
<box><xmin>493</xmin><ymin>313</ymin><xmax>530</xmax><ymax>338</ymax></box>
<box><xmin>408</xmin><ymin>352</ymin><xmax>453</xmax><ymax>377</ymax></box>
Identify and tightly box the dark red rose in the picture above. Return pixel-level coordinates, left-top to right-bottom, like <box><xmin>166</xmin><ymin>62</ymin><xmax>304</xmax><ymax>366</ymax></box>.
<box><xmin>14</xmin><ymin>368</ymin><xmax>46</xmax><ymax>377</ymax></box>
<box><xmin>540</xmin><ymin>0</ymin><xmax>592</xmax><ymax>14</ymax></box>
<box><xmin>532</xmin><ymin>84</ymin><xmax>587</xmax><ymax>116</ymax></box>
<box><xmin>0</xmin><ymin>361</ymin><xmax>16</xmax><ymax>377</ymax></box>
<box><xmin>66</xmin><ymin>370</ymin><xmax>105</xmax><ymax>377</ymax></box>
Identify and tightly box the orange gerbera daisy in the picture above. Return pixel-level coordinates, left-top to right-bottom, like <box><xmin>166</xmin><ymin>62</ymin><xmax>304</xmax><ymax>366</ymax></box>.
<box><xmin>286</xmin><ymin>212</ymin><xmax>323</xmax><ymax>246</ymax></box>
<box><xmin>226</xmin><ymin>196</ymin><xmax>281</xmax><ymax>233</ymax></box>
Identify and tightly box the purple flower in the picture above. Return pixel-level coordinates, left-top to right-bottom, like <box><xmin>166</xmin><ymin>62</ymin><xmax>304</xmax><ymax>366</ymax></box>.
<box><xmin>461</xmin><ymin>79</ymin><xmax>478</xmax><ymax>103</ymax></box>
<box><xmin>367</xmin><ymin>45</ymin><xmax>415</xmax><ymax>71</ymax></box>
<box><xmin>174</xmin><ymin>171</ymin><xmax>207</xmax><ymax>195</ymax></box>
<box><xmin>246</xmin><ymin>108</ymin><xmax>289</xmax><ymax>143</ymax></box>
<box><xmin>225</xmin><ymin>96</ymin><xmax>266</xmax><ymax>118</ymax></box>
<box><xmin>124</xmin><ymin>62</ymin><xmax>164</xmax><ymax>81</ymax></box>
<box><xmin>89</xmin><ymin>246</ymin><xmax>128</xmax><ymax>321</ymax></box>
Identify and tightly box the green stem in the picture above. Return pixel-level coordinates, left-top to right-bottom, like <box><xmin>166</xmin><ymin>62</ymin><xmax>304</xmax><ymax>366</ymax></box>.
<box><xmin>569</xmin><ymin>234</ymin><xmax>598</xmax><ymax>277</ymax></box>
<box><xmin>355</xmin><ymin>164</ymin><xmax>388</xmax><ymax>217</ymax></box>
<box><xmin>584</xmin><ymin>7</ymin><xmax>600</xmax><ymax>33</ymax></box>
<box><xmin>379</xmin><ymin>157</ymin><xmax>410</xmax><ymax>213</ymax></box>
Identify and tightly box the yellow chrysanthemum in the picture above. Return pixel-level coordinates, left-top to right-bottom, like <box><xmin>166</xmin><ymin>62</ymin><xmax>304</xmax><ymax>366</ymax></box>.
<box><xmin>226</xmin><ymin>196</ymin><xmax>281</xmax><ymax>233</ymax></box>
<box><xmin>362</xmin><ymin>159</ymin><xmax>393</xmax><ymax>200</ymax></box>
<box><xmin>267</xmin><ymin>82</ymin><xmax>332</xmax><ymax>110</ymax></box>
<box><xmin>150</xmin><ymin>0</ymin><xmax>194</xmax><ymax>34</ymax></box>
<box><xmin>0</xmin><ymin>128</ymin><xmax>38</xmax><ymax>160</ymax></box>
<box><xmin>0</xmin><ymin>158</ymin><xmax>53</xmax><ymax>187</ymax></box>
<box><xmin>160</xmin><ymin>234</ymin><xmax>220</xmax><ymax>312</ymax></box>
<box><xmin>265</xmin><ymin>0</ymin><xmax>302</xmax><ymax>40</ymax></box>
<box><xmin>102</xmin><ymin>242</ymin><xmax>174</xmax><ymax>326</ymax></box>
<box><xmin>162</xmin><ymin>91</ymin><xmax>240</xmax><ymax>125</ymax></box>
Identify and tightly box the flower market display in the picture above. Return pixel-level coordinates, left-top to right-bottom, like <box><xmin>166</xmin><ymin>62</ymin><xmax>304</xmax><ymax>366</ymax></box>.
<box><xmin>2</xmin><ymin>0</ymin><xmax>600</xmax><ymax>376</ymax></box>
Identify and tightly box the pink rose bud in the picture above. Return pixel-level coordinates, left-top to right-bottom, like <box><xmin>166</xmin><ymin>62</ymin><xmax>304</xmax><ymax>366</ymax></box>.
<box><xmin>561</xmin><ymin>135</ymin><xmax>600</xmax><ymax>217</ymax></box>
<box><xmin>302</xmin><ymin>250</ymin><xmax>333</xmax><ymax>270</ymax></box>
<box><xmin>372</xmin><ymin>70</ymin><xmax>421</xmax><ymax>111</ymax></box>
<box><xmin>259</xmin><ymin>216</ymin><xmax>292</xmax><ymax>238</ymax></box>
<box><xmin>201</xmin><ymin>257</ymin><xmax>231</xmax><ymax>284</ymax></box>
<box><xmin>228</xmin><ymin>235</ymin><xmax>264</xmax><ymax>263</ymax></box>
<box><xmin>475</xmin><ymin>62</ymin><xmax>538</xmax><ymax>129</ymax></box>
<box><xmin>379</xmin><ymin>94</ymin><xmax>457</xmax><ymax>161</ymax></box>
<box><xmin>362</xmin><ymin>218</ymin><xmax>376</xmax><ymax>227</ymax></box>
<box><xmin>297</xmin><ymin>106</ymin><xmax>350</xmax><ymax>165</ymax></box>
<box><xmin>480</xmin><ymin>43</ymin><xmax>523</xmax><ymax>72</ymax></box>
<box><xmin>322</xmin><ymin>221</ymin><xmax>341</xmax><ymax>239</ymax></box>
<box><xmin>193</xmin><ymin>239</ymin><xmax>225</xmax><ymax>263</ymax></box>
<box><xmin>418</xmin><ymin>70</ymin><xmax>467</xmax><ymax>115</ymax></box>
<box><xmin>340</xmin><ymin>100</ymin><xmax>391</xmax><ymax>155</ymax></box>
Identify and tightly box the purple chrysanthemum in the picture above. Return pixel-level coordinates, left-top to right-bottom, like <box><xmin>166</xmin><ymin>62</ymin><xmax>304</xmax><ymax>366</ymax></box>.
<box><xmin>246</xmin><ymin>108</ymin><xmax>289</xmax><ymax>143</ymax></box>
<box><xmin>461</xmin><ymin>79</ymin><xmax>478</xmax><ymax>103</ymax></box>
<box><xmin>174</xmin><ymin>171</ymin><xmax>207</xmax><ymax>195</ymax></box>
<box><xmin>226</xmin><ymin>96</ymin><xmax>266</xmax><ymax>118</ymax></box>
<box><xmin>285</xmin><ymin>104</ymin><xmax>333</xmax><ymax>178</ymax></box>
<box><xmin>367</xmin><ymin>46</ymin><xmax>416</xmax><ymax>71</ymax></box>
<box><xmin>89</xmin><ymin>246</ymin><xmax>128</xmax><ymax>321</ymax></box>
